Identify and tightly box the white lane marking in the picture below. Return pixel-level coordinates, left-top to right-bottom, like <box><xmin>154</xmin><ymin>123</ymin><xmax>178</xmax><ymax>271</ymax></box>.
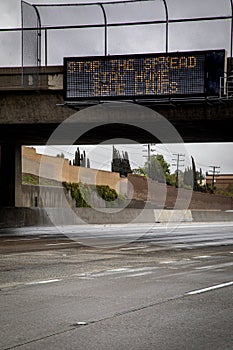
<box><xmin>1</xmin><ymin>279</ymin><xmax>62</xmax><ymax>289</ymax></box>
<box><xmin>2</xmin><ymin>239</ymin><xmax>19</xmax><ymax>242</ymax></box>
<box><xmin>108</xmin><ymin>268</ymin><xmax>130</xmax><ymax>272</ymax></box>
<box><xmin>195</xmin><ymin>265</ymin><xmax>215</xmax><ymax>270</ymax></box>
<box><xmin>108</xmin><ymin>267</ymin><xmax>158</xmax><ymax>274</ymax></box>
<box><xmin>159</xmin><ymin>261</ymin><xmax>175</xmax><ymax>264</ymax></box>
<box><xmin>125</xmin><ymin>272</ymin><xmax>153</xmax><ymax>278</ymax></box>
<box><xmin>47</xmin><ymin>242</ymin><xmax>77</xmax><ymax>246</ymax></box>
<box><xmin>3</xmin><ymin>238</ymin><xmax>40</xmax><ymax>242</ymax></box>
<box><xmin>19</xmin><ymin>238</ymin><xmax>41</xmax><ymax>241</ymax></box>
<box><xmin>73</xmin><ymin>268</ymin><xmax>129</xmax><ymax>278</ymax></box>
<box><xmin>74</xmin><ymin>267</ymin><xmax>159</xmax><ymax>279</ymax></box>
<box><xmin>195</xmin><ymin>262</ymin><xmax>233</xmax><ymax>270</ymax></box>
<box><xmin>0</xmin><ymin>282</ymin><xmax>27</xmax><ymax>289</ymax></box>
<box><xmin>193</xmin><ymin>255</ymin><xmax>211</xmax><ymax>259</ymax></box>
<box><xmin>120</xmin><ymin>246</ymin><xmax>146</xmax><ymax>251</ymax></box>
<box><xmin>186</xmin><ymin>281</ymin><xmax>233</xmax><ymax>295</ymax></box>
<box><xmin>73</xmin><ymin>322</ymin><xmax>87</xmax><ymax>326</ymax></box>
<box><xmin>26</xmin><ymin>279</ymin><xmax>62</xmax><ymax>285</ymax></box>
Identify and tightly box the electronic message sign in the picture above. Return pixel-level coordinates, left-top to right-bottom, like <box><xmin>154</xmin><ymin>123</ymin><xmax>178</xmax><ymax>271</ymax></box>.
<box><xmin>64</xmin><ymin>50</ymin><xmax>226</xmax><ymax>101</ymax></box>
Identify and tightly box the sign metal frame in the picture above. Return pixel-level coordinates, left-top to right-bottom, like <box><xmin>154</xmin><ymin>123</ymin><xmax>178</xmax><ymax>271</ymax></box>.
<box><xmin>64</xmin><ymin>50</ymin><xmax>226</xmax><ymax>101</ymax></box>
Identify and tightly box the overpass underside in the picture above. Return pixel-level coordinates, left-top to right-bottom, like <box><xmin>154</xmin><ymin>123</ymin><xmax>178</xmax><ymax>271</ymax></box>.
<box><xmin>0</xmin><ymin>88</ymin><xmax>233</xmax><ymax>209</ymax></box>
<box><xmin>0</xmin><ymin>119</ymin><xmax>233</xmax><ymax>145</ymax></box>
<box><xmin>0</xmin><ymin>90</ymin><xmax>233</xmax><ymax>145</ymax></box>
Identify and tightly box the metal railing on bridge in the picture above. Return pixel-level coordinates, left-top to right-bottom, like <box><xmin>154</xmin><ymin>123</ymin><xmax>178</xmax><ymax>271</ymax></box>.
<box><xmin>220</xmin><ymin>76</ymin><xmax>233</xmax><ymax>99</ymax></box>
<box><xmin>0</xmin><ymin>66</ymin><xmax>63</xmax><ymax>91</ymax></box>
<box><xmin>1</xmin><ymin>0</ymin><xmax>233</xmax><ymax>105</ymax></box>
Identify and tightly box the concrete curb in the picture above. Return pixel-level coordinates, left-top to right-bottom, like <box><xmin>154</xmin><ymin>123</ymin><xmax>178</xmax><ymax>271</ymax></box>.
<box><xmin>154</xmin><ymin>209</ymin><xmax>193</xmax><ymax>223</ymax></box>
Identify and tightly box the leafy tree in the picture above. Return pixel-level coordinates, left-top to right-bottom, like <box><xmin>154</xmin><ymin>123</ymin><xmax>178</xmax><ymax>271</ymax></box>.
<box><xmin>72</xmin><ymin>147</ymin><xmax>90</xmax><ymax>168</ymax></box>
<box><xmin>166</xmin><ymin>173</ymin><xmax>177</xmax><ymax>186</ymax></box>
<box><xmin>111</xmin><ymin>146</ymin><xmax>132</xmax><ymax>177</ymax></box>
<box><xmin>191</xmin><ymin>156</ymin><xmax>198</xmax><ymax>191</ymax></box>
<box><xmin>81</xmin><ymin>150</ymin><xmax>86</xmax><ymax>167</ymax></box>
<box><xmin>183</xmin><ymin>166</ymin><xmax>193</xmax><ymax>188</ymax></box>
<box><xmin>132</xmin><ymin>167</ymin><xmax>146</xmax><ymax>176</ymax></box>
<box><xmin>73</xmin><ymin>147</ymin><xmax>80</xmax><ymax>166</ymax></box>
<box><xmin>183</xmin><ymin>157</ymin><xmax>206</xmax><ymax>191</ymax></box>
<box><xmin>197</xmin><ymin>168</ymin><xmax>204</xmax><ymax>184</ymax></box>
<box><xmin>133</xmin><ymin>154</ymin><xmax>179</xmax><ymax>185</ymax></box>
<box><xmin>143</xmin><ymin>154</ymin><xmax>171</xmax><ymax>183</ymax></box>
<box><xmin>200</xmin><ymin>183</ymin><xmax>215</xmax><ymax>194</ymax></box>
<box><xmin>56</xmin><ymin>152</ymin><xmax>65</xmax><ymax>158</ymax></box>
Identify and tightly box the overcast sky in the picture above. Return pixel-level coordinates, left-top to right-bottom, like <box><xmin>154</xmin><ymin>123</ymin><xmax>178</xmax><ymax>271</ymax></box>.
<box><xmin>1</xmin><ymin>0</ymin><xmax>233</xmax><ymax>174</ymax></box>
<box><xmin>1</xmin><ymin>0</ymin><xmax>232</xmax><ymax>65</ymax></box>
<box><xmin>35</xmin><ymin>142</ymin><xmax>233</xmax><ymax>175</ymax></box>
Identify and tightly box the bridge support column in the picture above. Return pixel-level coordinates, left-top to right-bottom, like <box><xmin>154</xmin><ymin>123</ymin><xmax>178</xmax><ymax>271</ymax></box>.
<box><xmin>0</xmin><ymin>144</ymin><xmax>22</xmax><ymax>207</ymax></box>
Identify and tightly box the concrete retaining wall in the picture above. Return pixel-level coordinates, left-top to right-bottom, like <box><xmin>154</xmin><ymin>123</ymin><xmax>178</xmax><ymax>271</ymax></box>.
<box><xmin>21</xmin><ymin>184</ymin><xmax>75</xmax><ymax>208</ymax></box>
<box><xmin>21</xmin><ymin>181</ymin><xmax>233</xmax><ymax>212</ymax></box>
<box><xmin>0</xmin><ymin>207</ymin><xmax>52</xmax><ymax>228</ymax></box>
<box><xmin>191</xmin><ymin>210</ymin><xmax>233</xmax><ymax>222</ymax></box>
<box><xmin>22</xmin><ymin>147</ymin><xmax>128</xmax><ymax>196</ymax></box>
<box><xmin>165</xmin><ymin>185</ymin><xmax>233</xmax><ymax>211</ymax></box>
<box><xmin>22</xmin><ymin>148</ymin><xmax>233</xmax><ymax>211</ymax></box>
<box><xmin>1</xmin><ymin>207</ymin><xmax>233</xmax><ymax>229</ymax></box>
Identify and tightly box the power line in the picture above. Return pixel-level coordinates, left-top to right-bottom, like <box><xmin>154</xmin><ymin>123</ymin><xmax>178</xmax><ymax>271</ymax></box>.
<box><xmin>153</xmin><ymin>146</ymin><xmax>173</xmax><ymax>160</ymax></box>
<box><xmin>195</xmin><ymin>161</ymin><xmax>210</xmax><ymax>170</ymax></box>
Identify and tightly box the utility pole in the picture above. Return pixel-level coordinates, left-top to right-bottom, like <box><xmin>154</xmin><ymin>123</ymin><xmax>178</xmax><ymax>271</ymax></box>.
<box><xmin>172</xmin><ymin>153</ymin><xmax>185</xmax><ymax>187</ymax></box>
<box><xmin>147</xmin><ymin>144</ymin><xmax>151</xmax><ymax>179</ymax></box>
<box><xmin>208</xmin><ymin>165</ymin><xmax>220</xmax><ymax>188</ymax></box>
<box><xmin>143</xmin><ymin>144</ymin><xmax>155</xmax><ymax>178</ymax></box>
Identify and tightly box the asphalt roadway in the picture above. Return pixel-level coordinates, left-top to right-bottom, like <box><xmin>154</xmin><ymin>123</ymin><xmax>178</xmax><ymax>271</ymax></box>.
<box><xmin>0</xmin><ymin>222</ymin><xmax>233</xmax><ymax>350</ymax></box>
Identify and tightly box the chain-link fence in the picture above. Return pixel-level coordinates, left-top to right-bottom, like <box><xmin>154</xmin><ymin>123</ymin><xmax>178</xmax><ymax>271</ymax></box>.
<box><xmin>22</xmin><ymin>1</ymin><xmax>41</xmax><ymax>87</ymax></box>
<box><xmin>0</xmin><ymin>0</ymin><xmax>233</xmax><ymax>93</ymax></box>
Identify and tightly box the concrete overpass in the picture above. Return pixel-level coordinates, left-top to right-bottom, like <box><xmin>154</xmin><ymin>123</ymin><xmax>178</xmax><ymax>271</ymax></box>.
<box><xmin>0</xmin><ymin>66</ymin><xmax>233</xmax><ymax>208</ymax></box>
<box><xmin>1</xmin><ymin>66</ymin><xmax>233</xmax><ymax>145</ymax></box>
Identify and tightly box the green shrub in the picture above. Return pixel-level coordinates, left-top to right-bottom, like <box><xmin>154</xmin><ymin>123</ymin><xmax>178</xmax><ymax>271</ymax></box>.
<box><xmin>63</xmin><ymin>182</ymin><xmax>91</xmax><ymax>207</ymax></box>
<box><xmin>22</xmin><ymin>173</ymin><xmax>60</xmax><ymax>186</ymax></box>
<box><xmin>62</xmin><ymin>182</ymin><xmax>121</xmax><ymax>208</ymax></box>
<box><xmin>22</xmin><ymin>174</ymin><xmax>38</xmax><ymax>185</ymax></box>
<box><xmin>96</xmin><ymin>185</ymin><xmax>118</xmax><ymax>202</ymax></box>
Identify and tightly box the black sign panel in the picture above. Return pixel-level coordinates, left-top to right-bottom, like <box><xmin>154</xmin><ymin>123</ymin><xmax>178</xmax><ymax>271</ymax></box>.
<box><xmin>64</xmin><ymin>50</ymin><xmax>225</xmax><ymax>100</ymax></box>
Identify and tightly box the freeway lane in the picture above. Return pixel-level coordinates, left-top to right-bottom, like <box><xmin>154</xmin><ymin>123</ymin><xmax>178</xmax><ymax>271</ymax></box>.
<box><xmin>0</xmin><ymin>224</ymin><xmax>233</xmax><ymax>349</ymax></box>
<box><xmin>1</xmin><ymin>222</ymin><xmax>233</xmax><ymax>249</ymax></box>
